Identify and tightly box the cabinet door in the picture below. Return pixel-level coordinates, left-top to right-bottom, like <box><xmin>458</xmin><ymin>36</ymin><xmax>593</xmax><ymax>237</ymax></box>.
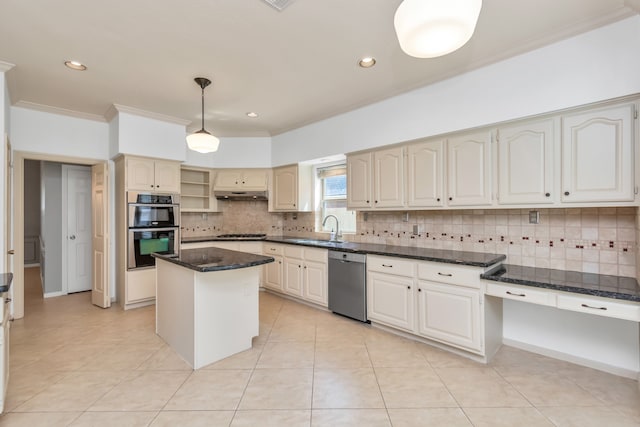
<box><xmin>241</xmin><ymin>170</ymin><xmax>268</xmax><ymax>190</ymax></box>
<box><xmin>215</xmin><ymin>171</ymin><xmax>243</xmax><ymax>189</ymax></box>
<box><xmin>498</xmin><ymin>119</ymin><xmax>555</xmax><ymax>205</ymax></box>
<box><xmin>417</xmin><ymin>281</ymin><xmax>481</xmax><ymax>352</ymax></box>
<box><xmin>374</xmin><ymin>147</ymin><xmax>405</xmax><ymax>208</ymax></box>
<box><xmin>407</xmin><ymin>140</ymin><xmax>444</xmax><ymax>207</ymax></box>
<box><xmin>303</xmin><ymin>260</ymin><xmax>327</xmax><ymax>306</ymax></box>
<box><xmin>126</xmin><ymin>158</ymin><xmax>156</xmax><ymax>191</ymax></box>
<box><xmin>562</xmin><ymin>104</ymin><xmax>634</xmax><ymax>203</ymax></box>
<box><xmin>347</xmin><ymin>152</ymin><xmax>373</xmax><ymax>209</ymax></box>
<box><xmin>264</xmin><ymin>255</ymin><xmax>283</xmax><ymax>292</ymax></box>
<box><xmin>154</xmin><ymin>161</ymin><xmax>181</xmax><ymax>193</ymax></box>
<box><xmin>273</xmin><ymin>166</ymin><xmax>298</xmax><ymax>210</ymax></box>
<box><xmin>367</xmin><ymin>272</ymin><xmax>414</xmax><ymax>332</ymax></box>
<box><xmin>447</xmin><ymin>132</ymin><xmax>492</xmax><ymax>206</ymax></box>
<box><xmin>284</xmin><ymin>258</ymin><xmax>304</xmax><ymax>297</ymax></box>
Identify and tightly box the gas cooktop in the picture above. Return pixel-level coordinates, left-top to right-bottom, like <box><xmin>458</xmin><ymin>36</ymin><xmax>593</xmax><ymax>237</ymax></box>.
<box><xmin>216</xmin><ymin>234</ymin><xmax>267</xmax><ymax>240</ymax></box>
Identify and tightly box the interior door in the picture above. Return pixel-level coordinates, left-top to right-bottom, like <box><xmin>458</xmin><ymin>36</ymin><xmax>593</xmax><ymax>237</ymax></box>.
<box><xmin>91</xmin><ymin>163</ymin><xmax>110</xmax><ymax>308</ymax></box>
<box><xmin>4</xmin><ymin>136</ymin><xmax>12</xmax><ymax>312</ymax></box>
<box><xmin>64</xmin><ymin>166</ymin><xmax>92</xmax><ymax>293</ymax></box>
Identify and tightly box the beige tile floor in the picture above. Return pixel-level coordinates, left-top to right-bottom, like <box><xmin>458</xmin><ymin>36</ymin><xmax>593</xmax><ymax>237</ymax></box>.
<box><xmin>0</xmin><ymin>267</ymin><xmax>638</xmax><ymax>426</ymax></box>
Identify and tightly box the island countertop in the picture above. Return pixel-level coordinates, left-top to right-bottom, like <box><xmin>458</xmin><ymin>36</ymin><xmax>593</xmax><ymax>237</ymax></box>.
<box><xmin>153</xmin><ymin>247</ymin><xmax>274</xmax><ymax>273</ymax></box>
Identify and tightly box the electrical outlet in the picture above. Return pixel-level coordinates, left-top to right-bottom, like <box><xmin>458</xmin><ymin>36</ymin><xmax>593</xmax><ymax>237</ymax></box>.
<box><xmin>529</xmin><ymin>210</ymin><xmax>540</xmax><ymax>224</ymax></box>
<box><xmin>412</xmin><ymin>225</ymin><xmax>419</xmax><ymax>235</ymax></box>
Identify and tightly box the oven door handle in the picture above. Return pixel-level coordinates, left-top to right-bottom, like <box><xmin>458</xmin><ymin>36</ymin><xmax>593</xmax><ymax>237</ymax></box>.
<box><xmin>128</xmin><ymin>203</ymin><xmax>180</xmax><ymax>208</ymax></box>
<box><xmin>129</xmin><ymin>227</ymin><xmax>179</xmax><ymax>233</ymax></box>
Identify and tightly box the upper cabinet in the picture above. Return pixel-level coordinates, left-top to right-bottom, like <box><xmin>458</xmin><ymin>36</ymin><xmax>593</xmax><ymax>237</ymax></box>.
<box><xmin>180</xmin><ymin>167</ymin><xmax>219</xmax><ymax>212</ymax></box>
<box><xmin>561</xmin><ymin>104</ymin><xmax>635</xmax><ymax>203</ymax></box>
<box><xmin>271</xmin><ymin>164</ymin><xmax>313</xmax><ymax>212</ymax></box>
<box><xmin>497</xmin><ymin>119</ymin><xmax>556</xmax><ymax>205</ymax></box>
<box><xmin>214</xmin><ymin>169</ymin><xmax>268</xmax><ymax>191</ymax></box>
<box><xmin>126</xmin><ymin>157</ymin><xmax>180</xmax><ymax>193</ymax></box>
<box><xmin>406</xmin><ymin>140</ymin><xmax>444</xmax><ymax>208</ymax></box>
<box><xmin>347</xmin><ymin>146</ymin><xmax>404</xmax><ymax>209</ymax></box>
<box><xmin>447</xmin><ymin>131</ymin><xmax>492</xmax><ymax>206</ymax></box>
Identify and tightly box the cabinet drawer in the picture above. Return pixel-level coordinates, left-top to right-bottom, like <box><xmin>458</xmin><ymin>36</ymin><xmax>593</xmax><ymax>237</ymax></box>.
<box><xmin>284</xmin><ymin>245</ymin><xmax>304</xmax><ymax>259</ymax></box>
<box><xmin>418</xmin><ymin>261</ymin><xmax>483</xmax><ymax>288</ymax></box>
<box><xmin>237</xmin><ymin>242</ymin><xmax>263</xmax><ymax>254</ymax></box>
<box><xmin>367</xmin><ymin>255</ymin><xmax>415</xmax><ymax>277</ymax></box>
<box><xmin>304</xmin><ymin>247</ymin><xmax>327</xmax><ymax>263</ymax></box>
<box><xmin>556</xmin><ymin>294</ymin><xmax>640</xmax><ymax>322</ymax></box>
<box><xmin>127</xmin><ymin>269</ymin><xmax>155</xmax><ymax>303</ymax></box>
<box><xmin>263</xmin><ymin>243</ymin><xmax>284</xmax><ymax>256</ymax></box>
<box><xmin>485</xmin><ymin>282</ymin><xmax>556</xmax><ymax>306</ymax></box>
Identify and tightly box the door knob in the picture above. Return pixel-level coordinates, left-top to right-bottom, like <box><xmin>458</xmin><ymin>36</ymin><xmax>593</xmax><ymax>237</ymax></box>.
<box><xmin>7</xmin><ymin>250</ymin><xmax>14</xmax><ymax>255</ymax></box>
<box><xmin>69</xmin><ymin>235</ymin><xmax>76</xmax><ymax>240</ymax></box>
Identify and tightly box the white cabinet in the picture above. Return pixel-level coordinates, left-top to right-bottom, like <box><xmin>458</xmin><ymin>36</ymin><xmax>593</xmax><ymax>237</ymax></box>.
<box><xmin>407</xmin><ymin>140</ymin><xmax>444</xmax><ymax>207</ymax></box>
<box><xmin>284</xmin><ymin>257</ymin><xmax>304</xmax><ymax>297</ymax></box>
<box><xmin>181</xmin><ymin>167</ymin><xmax>219</xmax><ymax>212</ymax></box>
<box><xmin>347</xmin><ymin>152</ymin><xmax>373</xmax><ymax>209</ymax></box>
<box><xmin>447</xmin><ymin>131</ymin><xmax>492</xmax><ymax>206</ymax></box>
<box><xmin>282</xmin><ymin>245</ymin><xmax>328</xmax><ymax>305</ymax></box>
<box><xmin>561</xmin><ymin>104</ymin><xmax>635</xmax><ymax>203</ymax></box>
<box><xmin>271</xmin><ymin>164</ymin><xmax>313</xmax><ymax>211</ymax></box>
<box><xmin>126</xmin><ymin>157</ymin><xmax>180</xmax><ymax>193</ymax></box>
<box><xmin>417</xmin><ymin>281</ymin><xmax>482</xmax><ymax>352</ymax></box>
<box><xmin>497</xmin><ymin>119</ymin><xmax>556</xmax><ymax>205</ymax></box>
<box><xmin>263</xmin><ymin>243</ymin><xmax>284</xmax><ymax>292</ymax></box>
<box><xmin>347</xmin><ymin>147</ymin><xmax>404</xmax><ymax>209</ymax></box>
<box><xmin>125</xmin><ymin>268</ymin><xmax>156</xmax><ymax>304</ymax></box>
<box><xmin>214</xmin><ymin>169</ymin><xmax>268</xmax><ymax>191</ymax></box>
<box><xmin>367</xmin><ymin>255</ymin><xmax>415</xmax><ymax>332</ymax></box>
<box><xmin>0</xmin><ymin>291</ymin><xmax>9</xmax><ymax>413</ymax></box>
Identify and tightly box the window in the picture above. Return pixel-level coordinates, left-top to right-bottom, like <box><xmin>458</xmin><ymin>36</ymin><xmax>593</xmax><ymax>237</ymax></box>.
<box><xmin>317</xmin><ymin>165</ymin><xmax>356</xmax><ymax>234</ymax></box>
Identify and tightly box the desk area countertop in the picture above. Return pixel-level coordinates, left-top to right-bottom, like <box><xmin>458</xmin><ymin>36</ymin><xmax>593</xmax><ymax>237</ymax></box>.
<box><xmin>153</xmin><ymin>248</ymin><xmax>274</xmax><ymax>273</ymax></box>
<box><xmin>481</xmin><ymin>264</ymin><xmax>640</xmax><ymax>303</ymax></box>
<box><xmin>0</xmin><ymin>274</ymin><xmax>13</xmax><ymax>293</ymax></box>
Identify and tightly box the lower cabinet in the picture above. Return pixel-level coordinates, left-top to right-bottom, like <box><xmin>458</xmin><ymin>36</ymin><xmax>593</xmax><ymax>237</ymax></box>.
<box><xmin>126</xmin><ymin>269</ymin><xmax>156</xmax><ymax>304</ymax></box>
<box><xmin>303</xmin><ymin>259</ymin><xmax>327</xmax><ymax>306</ymax></box>
<box><xmin>417</xmin><ymin>281</ymin><xmax>482</xmax><ymax>352</ymax></box>
<box><xmin>368</xmin><ymin>271</ymin><xmax>415</xmax><ymax>332</ymax></box>
<box><xmin>264</xmin><ymin>255</ymin><xmax>284</xmax><ymax>292</ymax></box>
<box><xmin>367</xmin><ymin>255</ymin><xmax>496</xmax><ymax>357</ymax></box>
<box><xmin>284</xmin><ymin>257</ymin><xmax>304</xmax><ymax>297</ymax></box>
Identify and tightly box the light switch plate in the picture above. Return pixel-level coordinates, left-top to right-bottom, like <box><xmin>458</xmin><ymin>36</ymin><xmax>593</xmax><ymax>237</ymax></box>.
<box><xmin>529</xmin><ymin>210</ymin><xmax>540</xmax><ymax>224</ymax></box>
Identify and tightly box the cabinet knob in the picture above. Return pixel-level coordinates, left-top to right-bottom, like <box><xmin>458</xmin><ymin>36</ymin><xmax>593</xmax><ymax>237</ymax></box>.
<box><xmin>407</xmin><ymin>286</ymin><xmax>411</xmax><ymax>290</ymax></box>
<box><xmin>156</xmin><ymin>185</ymin><xmax>160</xmax><ymax>188</ymax></box>
<box><xmin>437</xmin><ymin>198</ymin><xmax>440</xmax><ymax>202</ymax></box>
<box><xmin>418</xmin><ymin>288</ymin><xmax>422</xmax><ymax>292</ymax></box>
<box><xmin>448</xmin><ymin>197</ymin><xmax>452</xmax><ymax>201</ymax></box>
<box><xmin>564</xmin><ymin>191</ymin><xmax>570</xmax><ymax>196</ymax></box>
<box><xmin>375</xmin><ymin>200</ymin><xmax>378</xmax><ymax>204</ymax></box>
<box><xmin>366</xmin><ymin>200</ymin><xmax>370</xmax><ymax>203</ymax></box>
<box><xmin>545</xmin><ymin>193</ymin><xmax>551</xmax><ymax>197</ymax></box>
<box><xmin>150</xmin><ymin>185</ymin><xmax>154</xmax><ymax>188</ymax></box>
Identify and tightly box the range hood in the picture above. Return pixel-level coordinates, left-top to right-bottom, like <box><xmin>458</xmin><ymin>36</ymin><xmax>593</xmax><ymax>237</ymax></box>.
<box><xmin>214</xmin><ymin>190</ymin><xmax>268</xmax><ymax>201</ymax></box>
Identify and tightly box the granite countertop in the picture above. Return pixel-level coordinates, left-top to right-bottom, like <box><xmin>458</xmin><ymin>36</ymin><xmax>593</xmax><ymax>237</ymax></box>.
<box><xmin>181</xmin><ymin>235</ymin><xmax>506</xmax><ymax>267</ymax></box>
<box><xmin>153</xmin><ymin>247</ymin><xmax>274</xmax><ymax>273</ymax></box>
<box><xmin>0</xmin><ymin>273</ymin><xmax>12</xmax><ymax>293</ymax></box>
<box><xmin>481</xmin><ymin>264</ymin><xmax>640</xmax><ymax>302</ymax></box>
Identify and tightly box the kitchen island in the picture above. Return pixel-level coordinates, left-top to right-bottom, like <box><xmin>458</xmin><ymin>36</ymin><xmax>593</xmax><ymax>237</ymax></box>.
<box><xmin>153</xmin><ymin>248</ymin><xmax>274</xmax><ymax>369</ymax></box>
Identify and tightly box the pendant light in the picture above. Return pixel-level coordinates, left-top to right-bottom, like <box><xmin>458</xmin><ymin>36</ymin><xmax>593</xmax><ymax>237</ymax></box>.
<box><xmin>186</xmin><ymin>77</ymin><xmax>220</xmax><ymax>153</ymax></box>
<box><xmin>394</xmin><ymin>0</ymin><xmax>482</xmax><ymax>59</ymax></box>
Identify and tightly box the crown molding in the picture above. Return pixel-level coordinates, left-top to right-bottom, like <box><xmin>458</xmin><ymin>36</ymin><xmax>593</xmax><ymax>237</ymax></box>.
<box><xmin>106</xmin><ymin>104</ymin><xmax>191</xmax><ymax>126</ymax></box>
<box><xmin>13</xmin><ymin>101</ymin><xmax>107</xmax><ymax>122</ymax></box>
<box><xmin>0</xmin><ymin>61</ymin><xmax>15</xmax><ymax>72</ymax></box>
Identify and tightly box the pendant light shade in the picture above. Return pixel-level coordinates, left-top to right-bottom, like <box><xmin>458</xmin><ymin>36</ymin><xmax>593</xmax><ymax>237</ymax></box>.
<box><xmin>394</xmin><ymin>0</ymin><xmax>482</xmax><ymax>59</ymax></box>
<box><xmin>186</xmin><ymin>77</ymin><xmax>220</xmax><ymax>154</ymax></box>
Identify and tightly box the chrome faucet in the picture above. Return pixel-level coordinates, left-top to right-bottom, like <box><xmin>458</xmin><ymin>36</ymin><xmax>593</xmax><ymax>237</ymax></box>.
<box><xmin>322</xmin><ymin>215</ymin><xmax>342</xmax><ymax>242</ymax></box>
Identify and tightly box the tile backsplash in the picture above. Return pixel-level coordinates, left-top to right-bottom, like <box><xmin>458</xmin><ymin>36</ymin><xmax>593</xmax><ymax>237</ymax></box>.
<box><xmin>182</xmin><ymin>202</ymin><xmax>638</xmax><ymax>279</ymax></box>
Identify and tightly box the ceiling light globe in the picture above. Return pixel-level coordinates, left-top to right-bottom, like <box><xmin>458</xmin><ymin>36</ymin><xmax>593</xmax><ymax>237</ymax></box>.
<box><xmin>394</xmin><ymin>0</ymin><xmax>482</xmax><ymax>58</ymax></box>
<box><xmin>186</xmin><ymin>130</ymin><xmax>220</xmax><ymax>153</ymax></box>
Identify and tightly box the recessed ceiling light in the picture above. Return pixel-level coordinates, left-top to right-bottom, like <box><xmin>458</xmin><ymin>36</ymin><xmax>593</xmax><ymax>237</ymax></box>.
<box><xmin>358</xmin><ymin>57</ymin><xmax>376</xmax><ymax>68</ymax></box>
<box><xmin>246</xmin><ymin>112</ymin><xmax>259</xmax><ymax>118</ymax></box>
<box><xmin>64</xmin><ymin>60</ymin><xmax>87</xmax><ymax>71</ymax></box>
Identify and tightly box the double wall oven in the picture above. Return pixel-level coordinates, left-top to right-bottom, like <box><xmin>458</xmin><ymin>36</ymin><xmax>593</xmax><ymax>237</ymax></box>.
<box><xmin>127</xmin><ymin>192</ymin><xmax>180</xmax><ymax>270</ymax></box>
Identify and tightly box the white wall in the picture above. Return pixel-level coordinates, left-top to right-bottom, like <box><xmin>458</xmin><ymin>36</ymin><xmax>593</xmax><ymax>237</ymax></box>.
<box><xmin>183</xmin><ymin>137</ymin><xmax>272</xmax><ymax>168</ymax></box>
<box><xmin>114</xmin><ymin>112</ymin><xmax>186</xmax><ymax>161</ymax></box>
<box><xmin>0</xmin><ymin>73</ymin><xmax>8</xmax><ymax>274</ymax></box>
<box><xmin>10</xmin><ymin>107</ymin><xmax>109</xmax><ymax>160</ymax></box>
<box><xmin>271</xmin><ymin>16</ymin><xmax>640</xmax><ymax>165</ymax></box>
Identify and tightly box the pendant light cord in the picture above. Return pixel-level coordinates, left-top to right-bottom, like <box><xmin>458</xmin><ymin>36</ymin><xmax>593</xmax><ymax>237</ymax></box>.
<box><xmin>200</xmin><ymin>85</ymin><xmax>205</xmax><ymax>131</ymax></box>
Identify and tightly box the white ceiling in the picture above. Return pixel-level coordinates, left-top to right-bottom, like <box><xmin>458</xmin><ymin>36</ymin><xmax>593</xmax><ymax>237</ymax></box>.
<box><xmin>0</xmin><ymin>0</ymin><xmax>637</xmax><ymax>137</ymax></box>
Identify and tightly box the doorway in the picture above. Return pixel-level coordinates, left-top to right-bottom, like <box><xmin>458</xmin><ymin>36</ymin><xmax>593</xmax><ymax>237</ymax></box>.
<box><xmin>12</xmin><ymin>152</ymin><xmax>111</xmax><ymax>319</ymax></box>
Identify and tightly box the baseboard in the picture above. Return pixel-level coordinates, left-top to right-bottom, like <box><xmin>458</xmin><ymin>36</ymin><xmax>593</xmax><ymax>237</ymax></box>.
<box><xmin>43</xmin><ymin>291</ymin><xmax>65</xmax><ymax>299</ymax></box>
<box><xmin>503</xmin><ymin>338</ymin><xmax>639</xmax><ymax>380</ymax></box>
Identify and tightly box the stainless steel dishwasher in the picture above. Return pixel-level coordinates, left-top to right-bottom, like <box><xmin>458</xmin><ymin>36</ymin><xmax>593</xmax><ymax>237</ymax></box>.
<box><xmin>328</xmin><ymin>251</ymin><xmax>368</xmax><ymax>322</ymax></box>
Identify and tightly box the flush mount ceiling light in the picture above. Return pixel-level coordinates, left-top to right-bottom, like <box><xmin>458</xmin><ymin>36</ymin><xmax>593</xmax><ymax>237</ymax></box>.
<box><xmin>64</xmin><ymin>60</ymin><xmax>87</xmax><ymax>71</ymax></box>
<box><xmin>246</xmin><ymin>112</ymin><xmax>259</xmax><ymax>118</ymax></box>
<box><xmin>186</xmin><ymin>77</ymin><xmax>220</xmax><ymax>154</ymax></box>
<box><xmin>358</xmin><ymin>57</ymin><xmax>376</xmax><ymax>68</ymax></box>
<box><xmin>394</xmin><ymin>0</ymin><xmax>482</xmax><ymax>59</ymax></box>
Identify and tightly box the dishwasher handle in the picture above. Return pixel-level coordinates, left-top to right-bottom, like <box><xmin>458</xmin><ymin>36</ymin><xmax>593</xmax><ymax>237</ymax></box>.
<box><xmin>328</xmin><ymin>250</ymin><xmax>366</xmax><ymax>264</ymax></box>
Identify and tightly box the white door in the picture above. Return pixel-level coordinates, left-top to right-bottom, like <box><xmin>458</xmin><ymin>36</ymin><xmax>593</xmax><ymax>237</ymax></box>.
<box><xmin>273</xmin><ymin>166</ymin><xmax>297</xmax><ymax>210</ymax></box>
<box><xmin>498</xmin><ymin>119</ymin><xmax>556</xmax><ymax>205</ymax></box>
<box><xmin>264</xmin><ymin>256</ymin><xmax>283</xmax><ymax>291</ymax></box>
<box><xmin>91</xmin><ymin>163</ymin><xmax>110</xmax><ymax>308</ymax></box>
<box><xmin>407</xmin><ymin>140</ymin><xmax>444</xmax><ymax>207</ymax></box>
<box><xmin>303</xmin><ymin>260</ymin><xmax>327</xmax><ymax>306</ymax></box>
<box><xmin>126</xmin><ymin>158</ymin><xmax>155</xmax><ymax>191</ymax></box>
<box><xmin>374</xmin><ymin>147</ymin><xmax>405</xmax><ymax>208</ymax></box>
<box><xmin>367</xmin><ymin>272</ymin><xmax>415</xmax><ymax>332</ymax></box>
<box><xmin>4</xmin><ymin>136</ymin><xmax>13</xmax><ymax>313</ymax></box>
<box><xmin>154</xmin><ymin>161</ymin><xmax>180</xmax><ymax>193</ymax></box>
<box><xmin>561</xmin><ymin>104</ymin><xmax>634</xmax><ymax>203</ymax></box>
<box><xmin>447</xmin><ymin>132</ymin><xmax>492</xmax><ymax>206</ymax></box>
<box><xmin>63</xmin><ymin>166</ymin><xmax>92</xmax><ymax>293</ymax></box>
<box><xmin>346</xmin><ymin>152</ymin><xmax>372</xmax><ymax>209</ymax></box>
<box><xmin>283</xmin><ymin>258</ymin><xmax>303</xmax><ymax>297</ymax></box>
